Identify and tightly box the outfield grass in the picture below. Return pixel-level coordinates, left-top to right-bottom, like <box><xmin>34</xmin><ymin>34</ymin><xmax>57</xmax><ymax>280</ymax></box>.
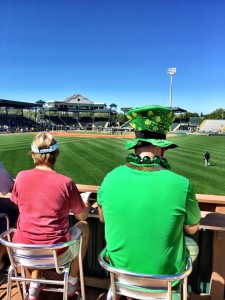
<box><xmin>0</xmin><ymin>132</ymin><xmax>224</xmax><ymax>195</ymax></box>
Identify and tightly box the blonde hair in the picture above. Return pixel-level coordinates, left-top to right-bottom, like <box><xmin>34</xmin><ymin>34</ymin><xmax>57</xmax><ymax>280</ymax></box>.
<box><xmin>31</xmin><ymin>132</ymin><xmax>59</xmax><ymax>167</ymax></box>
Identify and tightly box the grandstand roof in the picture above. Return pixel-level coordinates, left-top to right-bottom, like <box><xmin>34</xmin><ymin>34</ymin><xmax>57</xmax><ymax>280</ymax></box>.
<box><xmin>43</xmin><ymin>107</ymin><xmax>59</xmax><ymax>111</ymax></box>
<box><xmin>45</xmin><ymin>94</ymin><xmax>108</xmax><ymax>110</ymax></box>
<box><xmin>121</xmin><ymin>107</ymin><xmax>132</xmax><ymax>113</ymax></box>
<box><xmin>67</xmin><ymin>108</ymin><xmax>111</xmax><ymax>113</ymax></box>
<box><xmin>121</xmin><ymin>106</ymin><xmax>187</xmax><ymax>114</ymax></box>
<box><xmin>43</xmin><ymin>107</ymin><xmax>111</xmax><ymax>113</ymax></box>
<box><xmin>172</xmin><ymin>107</ymin><xmax>187</xmax><ymax>113</ymax></box>
<box><xmin>0</xmin><ymin>99</ymin><xmax>42</xmax><ymax>109</ymax></box>
<box><xmin>63</xmin><ymin>94</ymin><xmax>93</xmax><ymax>104</ymax></box>
<box><xmin>93</xmin><ymin>109</ymin><xmax>111</xmax><ymax>113</ymax></box>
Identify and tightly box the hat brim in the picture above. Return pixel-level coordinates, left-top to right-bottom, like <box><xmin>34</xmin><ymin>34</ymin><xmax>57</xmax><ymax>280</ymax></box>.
<box><xmin>126</xmin><ymin>138</ymin><xmax>178</xmax><ymax>150</ymax></box>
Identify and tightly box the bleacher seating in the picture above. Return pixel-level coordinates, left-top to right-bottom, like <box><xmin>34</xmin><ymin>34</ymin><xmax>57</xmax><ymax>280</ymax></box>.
<box><xmin>60</xmin><ymin>117</ymin><xmax>78</xmax><ymax>127</ymax></box>
<box><xmin>120</xmin><ymin>120</ymin><xmax>132</xmax><ymax>129</ymax></box>
<box><xmin>49</xmin><ymin>116</ymin><xmax>64</xmax><ymax>125</ymax></box>
<box><xmin>172</xmin><ymin>123</ymin><xmax>180</xmax><ymax>130</ymax></box>
<box><xmin>171</xmin><ymin>130</ymin><xmax>191</xmax><ymax>134</ymax></box>
<box><xmin>93</xmin><ymin>121</ymin><xmax>107</xmax><ymax>128</ymax></box>
<box><xmin>199</xmin><ymin>119</ymin><xmax>224</xmax><ymax>133</ymax></box>
<box><xmin>171</xmin><ymin>122</ymin><xmax>179</xmax><ymax>130</ymax></box>
<box><xmin>189</xmin><ymin>117</ymin><xmax>204</xmax><ymax>127</ymax></box>
<box><xmin>0</xmin><ymin>114</ymin><xmax>37</xmax><ymax>131</ymax></box>
<box><xmin>79</xmin><ymin>117</ymin><xmax>92</xmax><ymax>129</ymax></box>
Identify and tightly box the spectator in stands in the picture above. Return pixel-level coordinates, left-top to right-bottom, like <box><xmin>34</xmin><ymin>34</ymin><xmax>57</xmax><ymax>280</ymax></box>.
<box><xmin>204</xmin><ymin>150</ymin><xmax>210</xmax><ymax>166</ymax></box>
<box><xmin>0</xmin><ymin>163</ymin><xmax>18</xmax><ymax>273</ymax></box>
<box><xmin>97</xmin><ymin>105</ymin><xmax>201</xmax><ymax>288</ymax></box>
<box><xmin>10</xmin><ymin>132</ymin><xmax>90</xmax><ymax>299</ymax></box>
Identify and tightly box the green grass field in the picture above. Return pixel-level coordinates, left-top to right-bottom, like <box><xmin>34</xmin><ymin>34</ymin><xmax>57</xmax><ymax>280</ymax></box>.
<box><xmin>0</xmin><ymin>132</ymin><xmax>224</xmax><ymax>195</ymax></box>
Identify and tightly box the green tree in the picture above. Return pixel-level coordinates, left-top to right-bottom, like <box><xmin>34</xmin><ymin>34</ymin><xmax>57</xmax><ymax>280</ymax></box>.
<box><xmin>186</xmin><ymin>112</ymin><xmax>200</xmax><ymax>117</ymax></box>
<box><xmin>205</xmin><ymin>108</ymin><xmax>225</xmax><ymax>119</ymax></box>
<box><xmin>117</xmin><ymin>112</ymin><xmax>127</xmax><ymax>125</ymax></box>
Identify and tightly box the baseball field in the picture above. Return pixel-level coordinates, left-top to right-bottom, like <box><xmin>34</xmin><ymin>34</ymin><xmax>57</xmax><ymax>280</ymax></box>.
<box><xmin>0</xmin><ymin>131</ymin><xmax>224</xmax><ymax>195</ymax></box>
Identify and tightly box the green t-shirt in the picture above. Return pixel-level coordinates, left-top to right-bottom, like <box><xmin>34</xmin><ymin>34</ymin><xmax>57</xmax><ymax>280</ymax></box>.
<box><xmin>97</xmin><ymin>165</ymin><xmax>200</xmax><ymax>276</ymax></box>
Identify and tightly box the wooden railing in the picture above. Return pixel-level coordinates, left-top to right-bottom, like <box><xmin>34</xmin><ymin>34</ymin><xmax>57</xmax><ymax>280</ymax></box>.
<box><xmin>1</xmin><ymin>187</ymin><xmax>225</xmax><ymax>300</ymax></box>
<box><xmin>76</xmin><ymin>185</ymin><xmax>225</xmax><ymax>300</ymax></box>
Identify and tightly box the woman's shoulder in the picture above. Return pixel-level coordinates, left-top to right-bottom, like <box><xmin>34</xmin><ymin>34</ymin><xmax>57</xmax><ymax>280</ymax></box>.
<box><xmin>16</xmin><ymin>169</ymin><xmax>33</xmax><ymax>177</ymax></box>
<box><xmin>53</xmin><ymin>171</ymin><xmax>75</xmax><ymax>185</ymax></box>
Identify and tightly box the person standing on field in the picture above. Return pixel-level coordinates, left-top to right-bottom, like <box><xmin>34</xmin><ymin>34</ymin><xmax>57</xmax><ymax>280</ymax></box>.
<box><xmin>204</xmin><ymin>150</ymin><xmax>210</xmax><ymax>166</ymax></box>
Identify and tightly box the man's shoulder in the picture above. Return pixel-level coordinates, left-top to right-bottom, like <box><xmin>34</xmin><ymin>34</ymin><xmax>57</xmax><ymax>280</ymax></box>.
<box><xmin>105</xmin><ymin>165</ymin><xmax>127</xmax><ymax>177</ymax></box>
<box><xmin>167</xmin><ymin>170</ymin><xmax>190</xmax><ymax>184</ymax></box>
<box><xmin>100</xmin><ymin>165</ymin><xmax>127</xmax><ymax>185</ymax></box>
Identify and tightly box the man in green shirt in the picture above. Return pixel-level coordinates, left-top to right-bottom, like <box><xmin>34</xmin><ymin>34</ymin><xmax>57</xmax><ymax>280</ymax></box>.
<box><xmin>97</xmin><ymin>105</ymin><xmax>200</xmax><ymax>278</ymax></box>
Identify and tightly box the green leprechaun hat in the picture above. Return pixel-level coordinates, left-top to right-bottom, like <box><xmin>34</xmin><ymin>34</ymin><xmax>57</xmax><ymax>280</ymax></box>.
<box><xmin>126</xmin><ymin>105</ymin><xmax>178</xmax><ymax>150</ymax></box>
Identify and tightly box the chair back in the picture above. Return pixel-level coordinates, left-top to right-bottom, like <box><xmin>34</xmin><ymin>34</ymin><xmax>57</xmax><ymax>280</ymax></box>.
<box><xmin>98</xmin><ymin>248</ymin><xmax>192</xmax><ymax>300</ymax></box>
<box><xmin>0</xmin><ymin>219</ymin><xmax>85</xmax><ymax>300</ymax></box>
<box><xmin>0</xmin><ymin>227</ymin><xmax>81</xmax><ymax>273</ymax></box>
<box><xmin>0</xmin><ymin>213</ymin><xmax>9</xmax><ymax>231</ymax></box>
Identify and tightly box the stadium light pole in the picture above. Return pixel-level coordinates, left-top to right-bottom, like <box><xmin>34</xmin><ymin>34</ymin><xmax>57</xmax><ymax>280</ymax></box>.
<box><xmin>167</xmin><ymin>68</ymin><xmax>176</xmax><ymax>108</ymax></box>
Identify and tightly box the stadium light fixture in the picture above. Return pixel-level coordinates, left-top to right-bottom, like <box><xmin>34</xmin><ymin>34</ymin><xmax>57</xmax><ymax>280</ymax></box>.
<box><xmin>167</xmin><ymin>68</ymin><xmax>176</xmax><ymax>108</ymax></box>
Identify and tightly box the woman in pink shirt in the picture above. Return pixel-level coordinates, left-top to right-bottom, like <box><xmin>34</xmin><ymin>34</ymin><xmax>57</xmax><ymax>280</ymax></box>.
<box><xmin>11</xmin><ymin>132</ymin><xmax>90</xmax><ymax>300</ymax></box>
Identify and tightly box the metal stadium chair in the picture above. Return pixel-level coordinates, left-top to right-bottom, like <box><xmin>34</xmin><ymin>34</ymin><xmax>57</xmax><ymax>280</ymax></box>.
<box><xmin>0</xmin><ymin>213</ymin><xmax>11</xmax><ymax>286</ymax></box>
<box><xmin>0</xmin><ymin>213</ymin><xmax>9</xmax><ymax>231</ymax></box>
<box><xmin>0</xmin><ymin>225</ymin><xmax>86</xmax><ymax>300</ymax></box>
<box><xmin>98</xmin><ymin>248</ymin><xmax>192</xmax><ymax>300</ymax></box>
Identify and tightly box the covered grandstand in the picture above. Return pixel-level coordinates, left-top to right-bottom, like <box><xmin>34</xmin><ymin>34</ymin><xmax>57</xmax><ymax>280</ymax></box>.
<box><xmin>1</xmin><ymin>98</ymin><xmax>224</xmax><ymax>135</ymax></box>
<box><xmin>0</xmin><ymin>95</ymin><xmax>118</xmax><ymax>132</ymax></box>
<box><xmin>198</xmin><ymin>119</ymin><xmax>225</xmax><ymax>134</ymax></box>
<box><xmin>43</xmin><ymin>94</ymin><xmax>118</xmax><ymax>130</ymax></box>
<box><xmin>0</xmin><ymin>99</ymin><xmax>43</xmax><ymax>132</ymax></box>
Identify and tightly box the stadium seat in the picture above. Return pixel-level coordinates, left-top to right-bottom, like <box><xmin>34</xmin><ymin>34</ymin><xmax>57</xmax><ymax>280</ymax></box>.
<box><xmin>0</xmin><ymin>225</ymin><xmax>86</xmax><ymax>300</ymax></box>
<box><xmin>98</xmin><ymin>248</ymin><xmax>192</xmax><ymax>300</ymax></box>
<box><xmin>0</xmin><ymin>213</ymin><xmax>9</xmax><ymax>232</ymax></box>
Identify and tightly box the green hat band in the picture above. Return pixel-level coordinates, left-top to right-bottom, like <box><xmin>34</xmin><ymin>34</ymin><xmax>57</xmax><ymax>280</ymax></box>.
<box><xmin>135</xmin><ymin>130</ymin><xmax>166</xmax><ymax>140</ymax></box>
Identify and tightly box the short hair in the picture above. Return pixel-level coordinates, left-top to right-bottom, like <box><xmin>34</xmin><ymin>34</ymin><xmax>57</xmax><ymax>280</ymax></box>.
<box><xmin>134</xmin><ymin>141</ymin><xmax>159</xmax><ymax>155</ymax></box>
<box><xmin>30</xmin><ymin>132</ymin><xmax>59</xmax><ymax>166</ymax></box>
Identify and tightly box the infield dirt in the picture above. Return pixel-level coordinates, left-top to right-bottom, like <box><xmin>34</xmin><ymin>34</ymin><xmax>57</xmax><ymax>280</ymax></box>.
<box><xmin>50</xmin><ymin>131</ymin><xmax>177</xmax><ymax>139</ymax></box>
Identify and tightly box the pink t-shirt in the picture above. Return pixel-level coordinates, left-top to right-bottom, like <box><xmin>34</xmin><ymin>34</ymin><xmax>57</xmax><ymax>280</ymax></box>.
<box><xmin>11</xmin><ymin>168</ymin><xmax>86</xmax><ymax>245</ymax></box>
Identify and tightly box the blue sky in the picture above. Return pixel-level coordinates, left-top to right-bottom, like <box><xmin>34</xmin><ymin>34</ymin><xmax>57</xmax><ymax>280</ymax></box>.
<box><xmin>0</xmin><ymin>0</ymin><xmax>225</xmax><ymax>114</ymax></box>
